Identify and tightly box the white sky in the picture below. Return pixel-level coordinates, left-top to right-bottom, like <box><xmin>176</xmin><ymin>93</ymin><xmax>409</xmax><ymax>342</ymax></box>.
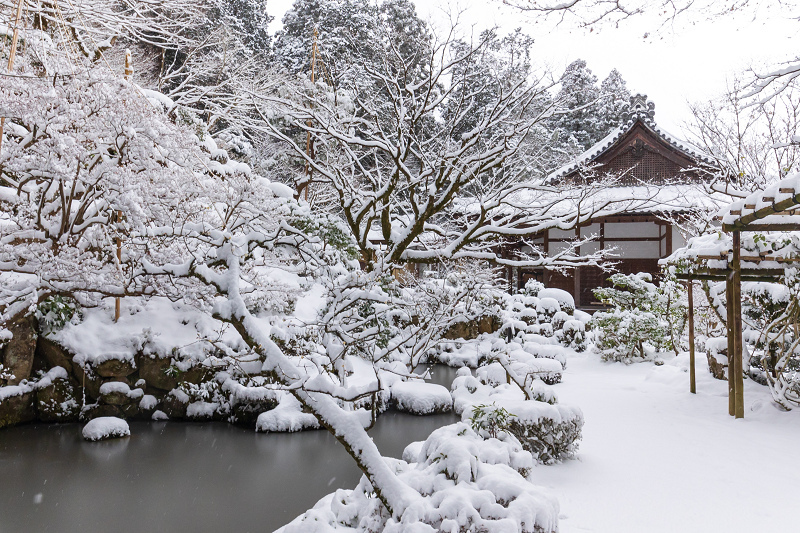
<box><xmin>268</xmin><ymin>0</ymin><xmax>797</xmax><ymax>134</ymax></box>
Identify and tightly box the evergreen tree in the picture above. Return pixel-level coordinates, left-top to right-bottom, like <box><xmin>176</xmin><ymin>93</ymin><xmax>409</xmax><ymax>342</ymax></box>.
<box><xmin>378</xmin><ymin>0</ymin><xmax>430</xmax><ymax>66</ymax></box>
<box><xmin>214</xmin><ymin>0</ymin><xmax>273</xmax><ymax>57</ymax></box>
<box><xmin>442</xmin><ymin>29</ymin><xmax>536</xmax><ymax>142</ymax></box>
<box><xmin>272</xmin><ymin>0</ymin><xmax>378</xmax><ymax>89</ymax></box>
<box><xmin>552</xmin><ymin>59</ymin><xmax>601</xmax><ymax>151</ymax></box>
<box><xmin>597</xmin><ymin>68</ymin><xmax>632</xmax><ymax>135</ymax></box>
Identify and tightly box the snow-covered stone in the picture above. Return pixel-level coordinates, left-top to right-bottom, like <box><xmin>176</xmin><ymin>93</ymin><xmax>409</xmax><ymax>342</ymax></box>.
<box><xmin>256</xmin><ymin>394</ymin><xmax>319</xmax><ymax>433</ymax></box>
<box><xmin>82</xmin><ymin>416</ymin><xmax>130</xmax><ymax>441</ymax></box>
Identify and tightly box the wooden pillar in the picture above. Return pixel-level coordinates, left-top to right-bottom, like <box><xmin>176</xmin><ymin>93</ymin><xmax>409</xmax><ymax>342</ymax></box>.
<box><xmin>665</xmin><ymin>223</ymin><xmax>673</xmax><ymax>257</ymax></box>
<box><xmin>543</xmin><ymin>230</ymin><xmax>550</xmax><ymax>286</ymax></box>
<box><xmin>725</xmin><ymin>272</ymin><xmax>736</xmax><ymax>416</ymax></box>
<box><xmin>687</xmin><ymin>280</ymin><xmax>696</xmax><ymax>394</ymax></box>
<box><xmin>574</xmin><ymin>226</ymin><xmax>581</xmax><ymax>308</ymax></box>
<box><xmin>731</xmin><ymin>231</ymin><xmax>745</xmax><ymax>418</ymax></box>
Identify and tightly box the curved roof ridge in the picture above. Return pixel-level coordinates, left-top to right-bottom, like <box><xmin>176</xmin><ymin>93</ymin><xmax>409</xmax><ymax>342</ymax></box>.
<box><xmin>547</xmin><ymin>94</ymin><xmax>717</xmax><ymax>180</ymax></box>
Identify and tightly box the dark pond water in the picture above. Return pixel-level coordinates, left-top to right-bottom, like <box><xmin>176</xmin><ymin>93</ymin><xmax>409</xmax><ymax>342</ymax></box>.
<box><xmin>0</xmin><ymin>365</ymin><xmax>462</xmax><ymax>533</ymax></box>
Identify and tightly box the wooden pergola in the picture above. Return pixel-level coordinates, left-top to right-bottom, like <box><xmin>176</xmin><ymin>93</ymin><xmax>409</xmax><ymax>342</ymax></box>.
<box><xmin>677</xmin><ymin>176</ymin><xmax>800</xmax><ymax>419</ymax></box>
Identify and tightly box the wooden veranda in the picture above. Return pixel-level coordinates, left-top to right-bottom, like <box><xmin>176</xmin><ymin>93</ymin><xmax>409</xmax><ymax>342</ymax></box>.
<box><xmin>677</xmin><ymin>177</ymin><xmax>800</xmax><ymax>419</ymax></box>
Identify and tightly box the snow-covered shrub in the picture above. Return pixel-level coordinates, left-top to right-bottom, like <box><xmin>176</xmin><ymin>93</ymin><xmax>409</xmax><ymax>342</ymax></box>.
<box><xmin>451</xmin><ymin>373</ymin><xmax>583</xmax><ymax>464</ymax></box>
<box><xmin>500</xmin><ymin>281</ymin><xmax>587</xmax><ymax>354</ymax></box>
<box><xmin>470</xmin><ymin>402</ymin><xmax>515</xmax><ymax>438</ymax></box>
<box><xmin>506</xmin><ymin>402</ymin><xmax>583</xmax><ymax>465</ymax></box>
<box><xmin>36</xmin><ymin>295</ymin><xmax>81</xmax><ymax>334</ymax></box>
<box><xmin>281</xmin><ymin>422</ymin><xmax>559</xmax><ymax>533</ymax></box>
<box><xmin>590</xmin><ymin>272</ymin><xmax>682</xmax><ymax>362</ymax></box>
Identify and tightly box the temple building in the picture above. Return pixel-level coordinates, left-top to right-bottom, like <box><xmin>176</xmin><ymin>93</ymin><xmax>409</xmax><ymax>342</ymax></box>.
<box><xmin>510</xmin><ymin>95</ymin><xmax>725</xmax><ymax>309</ymax></box>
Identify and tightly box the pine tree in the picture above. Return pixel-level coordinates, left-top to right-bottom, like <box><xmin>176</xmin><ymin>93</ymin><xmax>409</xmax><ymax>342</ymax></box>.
<box><xmin>442</xmin><ymin>29</ymin><xmax>536</xmax><ymax>142</ymax></box>
<box><xmin>552</xmin><ymin>59</ymin><xmax>601</xmax><ymax>151</ymax></box>
<box><xmin>214</xmin><ymin>0</ymin><xmax>273</xmax><ymax>57</ymax></box>
<box><xmin>272</xmin><ymin>0</ymin><xmax>378</xmax><ymax>89</ymax></box>
<box><xmin>597</xmin><ymin>68</ymin><xmax>631</xmax><ymax>136</ymax></box>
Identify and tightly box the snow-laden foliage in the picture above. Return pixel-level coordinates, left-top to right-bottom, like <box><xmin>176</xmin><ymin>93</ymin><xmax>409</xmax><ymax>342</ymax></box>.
<box><xmin>281</xmin><ymin>422</ymin><xmax>559</xmax><ymax>533</ymax></box>
<box><xmin>262</xmin><ymin>28</ymin><xmax>646</xmax><ymax>278</ymax></box>
<box><xmin>0</xmin><ymin>70</ymin><xmax>222</xmax><ymax>318</ymax></box>
<box><xmin>590</xmin><ymin>273</ymin><xmax>686</xmax><ymax>362</ymax></box>
<box><xmin>502</xmin><ymin>280</ymin><xmax>587</xmax><ymax>354</ymax></box>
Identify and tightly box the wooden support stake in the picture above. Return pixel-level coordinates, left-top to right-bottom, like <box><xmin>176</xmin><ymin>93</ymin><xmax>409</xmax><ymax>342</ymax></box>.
<box><xmin>732</xmin><ymin>231</ymin><xmax>745</xmax><ymax>418</ymax></box>
<box><xmin>687</xmin><ymin>280</ymin><xmax>696</xmax><ymax>394</ymax></box>
<box><xmin>725</xmin><ymin>273</ymin><xmax>736</xmax><ymax>416</ymax></box>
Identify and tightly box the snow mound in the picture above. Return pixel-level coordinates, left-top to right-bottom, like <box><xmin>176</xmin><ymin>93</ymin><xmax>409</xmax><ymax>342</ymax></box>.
<box><xmin>256</xmin><ymin>394</ymin><xmax>319</xmax><ymax>432</ymax></box>
<box><xmin>280</xmin><ymin>422</ymin><xmax>558</xmax><ymax>533</ymax></box>
<box><xmin>82</xmin><ymin>417</ymin><xmax>130</xmax><ymax>441</ymax></box>
<box><xmin>139</xmin><ymin>395</ymin><xmax>158</xmax><ymax>410</ymax></box>
<box><xmin>537</xmin><ymin>288</ymin><xmax>574</xmax><ymax>309</ymax></box>
<box><xmin>391</xmin><ymin>381</ymin><xmax>452</xmax><ymax>414</ymax></box>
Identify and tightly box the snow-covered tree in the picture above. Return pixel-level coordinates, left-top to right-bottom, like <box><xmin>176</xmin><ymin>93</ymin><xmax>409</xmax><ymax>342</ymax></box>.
<box><xmin>273</xmin><ymin>0</ymin><xmax>378</xmax><ymax>88</ymax></box>
<box><xmin>687</xmin><ymin>79</ymin><xmax>800</xmax><ymax>189</ymax></box>
<box><xmin>442</xmin><ymin>28</ymin><xmax>537</xmax><ymax>143</ymax></box>
<box><xmin>597</xmin><ymin>68</ymin><xmax>631</xmax><ymax>135</ymax></box>
<box><xmin>552</xmin><ymin>59</ymin><xmax>602</xmax><ymax>151</ymax></box>
<box><xmin>0</xmin><ymin>69</ymin><xmax>210</xmax><ymax>318</ymax></box>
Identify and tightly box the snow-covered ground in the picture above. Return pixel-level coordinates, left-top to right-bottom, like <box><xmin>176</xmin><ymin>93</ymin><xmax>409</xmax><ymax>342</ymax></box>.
<box><xmin>535</xmin><ymin>351</ymin><xmax>800</xmax><ymax>533</ymax></box>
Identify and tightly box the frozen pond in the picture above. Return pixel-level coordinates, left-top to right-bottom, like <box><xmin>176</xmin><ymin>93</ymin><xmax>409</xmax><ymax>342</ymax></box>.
<box><xmin>0</xmin><ymin>365</ymin><xmax>461</xmax><ymax>533</ymax></box>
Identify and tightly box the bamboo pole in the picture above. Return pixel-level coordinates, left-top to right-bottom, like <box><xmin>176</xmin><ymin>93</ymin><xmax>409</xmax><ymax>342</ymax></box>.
<box><xmin>687</xmin><ymin>280</ymin><xmax>696</xmax><ymax>394</ymax></box>
<box><xmin>732</xmin><ymin>231</ymin><xmax>745</xmax><ymax>418</ymax></box>
<box><xmin>0</xmin><ymin>0</ymin><xmax>25</xmax><ymax>154</ymax></box>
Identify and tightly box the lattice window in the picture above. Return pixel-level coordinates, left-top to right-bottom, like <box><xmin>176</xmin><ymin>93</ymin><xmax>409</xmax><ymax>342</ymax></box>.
<box><xmin>605</xmin><ymin>149</ymin><xmax>686</xmax><ymax>185</ymax></box>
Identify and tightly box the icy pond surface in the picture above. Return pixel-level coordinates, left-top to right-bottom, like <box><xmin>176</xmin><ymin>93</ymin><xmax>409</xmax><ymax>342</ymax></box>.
<box><xmin>0</xmin><ymin>365</ymin><xmax>460</xmax><ymax>533</ymax></box>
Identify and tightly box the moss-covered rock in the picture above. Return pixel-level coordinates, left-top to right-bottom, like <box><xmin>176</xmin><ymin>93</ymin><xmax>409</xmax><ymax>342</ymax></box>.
<box><xmin>72</xmin><ymin>363</ymin><xmax>103</xmax><ymax>400</ymax></box>
<box><xmin>81</xmin><ymin>402</ymin><xmax>122</xmax><ymax>421</ymax></box>
<box><xmin>94</xmin><ymin>356</ymin><xmax>136</xmax><ymax>378</ymax></box>
<box><xmin>161</xmin><ymin>388</ymin><xmax>189</xmax><ymax>418</ymax></box>
<box><xmin>1</xmin><ymin>313</ymin><xmax>37</xmax><ymax>385</ymax></box>
<box><xmin>136</xmin><ymin>354</ymin><xmax>177</xmax><ymax>391</ymax></box>
<box><xmin>36</xmin><ymin>336</ymin><xmax>74</xmax><ymax>375</ymax></box>
<box><xmin>0</xmin><ymin>387</ymin><xmax>36</xmax><ymax>429</ymax></box>
<box><xmin>35</xmin><ymin>368</ymin><xmax>80</xmax><ymax>422</ymax></box>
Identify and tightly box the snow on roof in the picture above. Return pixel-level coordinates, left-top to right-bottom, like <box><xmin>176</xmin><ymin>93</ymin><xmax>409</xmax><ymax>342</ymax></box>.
<box><xmin>507</xmin><ymin>183</ymin><xmax>730</xmax><ymax>220</ymax></box>
<box><xmin>548</xmin><ymin>94</ymin><xmax>716</xmax><ymax>181</ymax></box>
<box><xmin>720</xmin><ymin>172</ymin><xmax>800</xmax><ymax>228</ymax></box>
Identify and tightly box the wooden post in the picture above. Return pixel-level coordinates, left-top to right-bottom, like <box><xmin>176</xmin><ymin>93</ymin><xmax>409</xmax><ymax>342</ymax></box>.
<box><xmin>0</xmin><ymin>0</ymin><xmax>25</xmax><ymax>154</ymax></box>
<box><xmin>725</xmin><ymin>272</ymin><xmax>736</xmax><ymax>416</ymax></box>
<box><xmin>687</xmin><ymin>280</ymin><xmax>696</xmax><ymax>394</ymax></box>
<box><xmin>543</xmin><ymin>230</ymin><xmax>550</xmax><ymax>286</ymax></box>
<box><xmin>732</xmin><ymin>231</ymin><xmax>745</xmax><ymax>418</ymax></box>
<box><xmin>574</xmin><ymin>226</ymin><xmax>581</xmax><ymax>308</ymax></box>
